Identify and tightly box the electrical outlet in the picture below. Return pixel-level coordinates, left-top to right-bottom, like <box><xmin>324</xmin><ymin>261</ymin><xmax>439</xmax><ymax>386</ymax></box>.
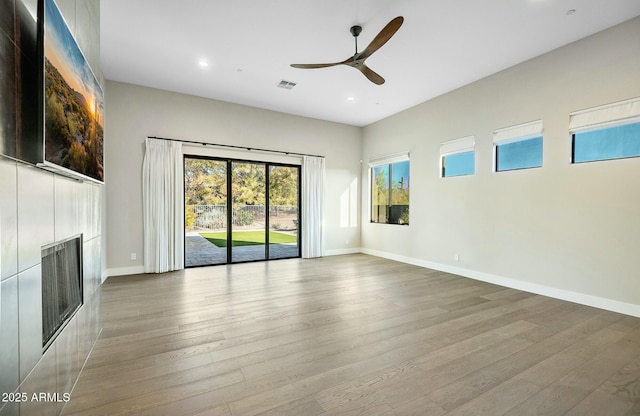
<box><xmin>454</xmin><ymin>253</ymin><xmax>460</xmax><ymax>262</ymax></box>
<box><xmin>131</xmin><ymin>252</ymin><xmax>137</xmax><ymax>261</ymax></box>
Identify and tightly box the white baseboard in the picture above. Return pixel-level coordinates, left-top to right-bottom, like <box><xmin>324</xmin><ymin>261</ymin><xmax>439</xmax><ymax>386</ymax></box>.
<box><xmin>102</xmin><ymin>266</ymin><xmax>145</xmax><ymax>281</ymax></box>
<box><xmin>324</xmin><ymin>248</ymin><xmax>362</xmax><ymax>257</ymax></box>
<box><xmin>361</xmin><ymin>248</ymin><xmax>640</xmax><ymax>318</ymax></box>
<box><xmin>102</xmin><ymin>252</ymin><xmax>360</xmax><ymax>280</ymax></box>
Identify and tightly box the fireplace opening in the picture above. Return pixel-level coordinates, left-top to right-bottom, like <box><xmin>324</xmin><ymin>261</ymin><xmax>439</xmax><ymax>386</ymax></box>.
<box><xmin>41</xmin><ymin>234</ymin><xmax>83</xmax><ymax>351</ymax></box>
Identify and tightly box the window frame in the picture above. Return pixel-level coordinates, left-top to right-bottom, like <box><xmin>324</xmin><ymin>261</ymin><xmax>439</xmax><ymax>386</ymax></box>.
<box><xmin>369</xmin><ymin>152</ymin><xmax>410</xmax><ymax>225</ymax></box>
<box><xmin>570</xmin><ymin>97</ymin><xmax>640</xmax><ymax>164</ymax></box>
<box><xmin>440</xmin><ymin>136</ymin><xmax>475</xmax><ymax>178</ymax></box>
<box><xmin>492</xmin><ymin>120</ymin><xmax>543</xmax><ymax>172</ymax></box>
<box><xmin>571</xmin><ymin>120</ymin><xmax>640</xmax><ymax>164</ymax></box>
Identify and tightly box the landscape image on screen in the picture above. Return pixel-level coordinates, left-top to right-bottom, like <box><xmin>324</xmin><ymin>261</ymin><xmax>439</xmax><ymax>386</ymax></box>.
<box><xmin>44</xmin><ymin>0</ymin><xmax>104</xmax><ymax>182</ymax></box>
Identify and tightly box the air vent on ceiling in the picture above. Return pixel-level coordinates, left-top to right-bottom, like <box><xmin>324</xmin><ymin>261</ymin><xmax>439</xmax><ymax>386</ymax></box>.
<box><xmin>277</xmin><ymin>80</ymin><xmax>297</xmax><ymax>90</ymax></box>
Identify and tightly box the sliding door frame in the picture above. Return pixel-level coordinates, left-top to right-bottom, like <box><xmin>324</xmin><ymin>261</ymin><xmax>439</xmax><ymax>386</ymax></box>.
<box><xmin>184</xmin><ymin>154</ymin><xmax>301</xmax><ymax>267</ymax></box>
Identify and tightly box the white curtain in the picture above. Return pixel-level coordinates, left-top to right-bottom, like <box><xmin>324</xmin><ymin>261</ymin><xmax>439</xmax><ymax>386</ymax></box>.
<box><xmin>142</xmin><ymin>138</ymin><xmax>184</xmax><ymax>273</ymax></box>
<box><xmin>302</xmin><ymin>156</ymin><xmax>325</xmax><ymax>258</ymax></box>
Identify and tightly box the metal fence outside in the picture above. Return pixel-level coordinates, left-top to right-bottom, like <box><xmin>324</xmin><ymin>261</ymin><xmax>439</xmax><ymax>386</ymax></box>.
<box><xmin>186</xmin><ymin>205</ymin><xmax>298</xmax><ymax>231</ymax></box>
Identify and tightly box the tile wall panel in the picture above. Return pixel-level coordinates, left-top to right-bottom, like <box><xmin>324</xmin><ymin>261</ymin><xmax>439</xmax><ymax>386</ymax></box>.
<box><xmin>54</xmin><ymin>176</ymin><xmax>81</xmax><ymax>241</ymax></box>
<box><xmin>89</xmin><ymin>184</ymin><xmax>102</xmax><ymax>240</ymax></box>
<box><xmin>73</xmin><ymin>180</ymin><xmax>85</xmax><ymax>237</ymax></box>
<box><xmin>0</xmin><ymin>276</ymin><xmax>19</xmax><ymax>395</ymax></box>
<box><xmin>69</xmin><ymin>311</ymin><xmax>84</xmax><ymax>375</ymax></box>
<box><xmin>55</xmin><ymin>318</ymin><xmax>80</xmax><ymax>403</ymax></box>
<box><xmin>77</xmin><ymin>184</ymin><xmax>87</xmax><ymax>241</ymax></box>
<box><xmin>79</xmin><ymin>183</ymin><xmax>100</xmax><ymax>242</ymax></box>
<box><xmin>82</xmin><ymin>237</ymin><xmax>101</xmax><ymax>299</ymax></box>
<box><xmin>0</xmin><ymin>156</ymin><xmax>18</xmax><ymax>279</ymax></box>
<box><xmin>75</xmin><ymin>304</ymin><xmax>92</xmax><ymax>369</ymax></box>
<box><xmin>76</xmin><ymin>288</ymin><xmax>100</xmax><ymax>369</ymax></box>
<box><xmin>0</xmin><ymin>401</ymin><xmax>19</xmax><ymax>416</ymax></box>
<box><xmin>77</xmin><ymin>183</ymin><xmax>88</xmax><ymax>241</ymax></box>
<box><xmin>17</xmin><ymin>264</ymin><xmax>42</xmax><ymax>382</ymax></box>
<box><xmin>89</xmin><ymin>286</ymin><xmax>101</xmax><ymax>342</ymax></box>
<box><xmin>17</xmin><ymin>165</ymin><xmax>54</xmax><ymax>272</ymax></box>
<box><xmin>19</xmin><ymin>341</ymin><xmax>57</xmax><ymax>416</ymax></box>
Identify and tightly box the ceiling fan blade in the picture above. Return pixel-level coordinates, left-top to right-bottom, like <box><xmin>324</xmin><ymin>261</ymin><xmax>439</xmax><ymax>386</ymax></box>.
<box><xmin>358</xmin><ymin>64</ymin><xmax>385</xmax><ymax>85</ymax></box>
<box><xmin>291</xmin><ymin>16</ymin><xmax>402</xmax><ymax>84</ymax></box>
<box><xmin>358</xmin><ymin>16</ymin><xmax>404</xmax><ymax>61</ymax></box>
<box><xmin>291</xmin><ymin>63</ymin><xmax>342</xmax><ymax>69</ymax></box>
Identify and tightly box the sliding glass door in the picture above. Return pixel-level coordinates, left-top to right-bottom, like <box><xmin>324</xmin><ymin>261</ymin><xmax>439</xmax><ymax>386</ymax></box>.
<box><xmin>231</xmin><ymin>161</ymin><xmax>267</xmax><ymax>263</ymax></box>
<box><xmin>268</xmin><ymin>165</ymin><xmax>300</xmax><ymax>260</ymax></box>
<box><xmin>184</xmin><ymin>156</ymin><xmax>300</xmax><ymax>267</ymax></box>
<box><xmin>184</xmin><ymin>158</ymin><xmax>228</xmax><ymax>267</ymax></box>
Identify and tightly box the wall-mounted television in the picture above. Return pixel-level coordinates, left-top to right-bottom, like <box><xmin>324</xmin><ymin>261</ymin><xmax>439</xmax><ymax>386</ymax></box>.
<box><xmin>38</xmin><ymin>0</ymin><xmax>104</xmax><ymax>183</ymax></box>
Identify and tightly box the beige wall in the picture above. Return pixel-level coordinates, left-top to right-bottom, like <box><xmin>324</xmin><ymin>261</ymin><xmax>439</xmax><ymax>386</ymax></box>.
<box><xmin>104</xmin><ymin>81</ymin><xmax>362</xmax><ymax>274</ymax></box>
<box><xmin>361</xmin><ymin>17</ymin><xmax>640</xmax><ymax>314</ymax></box>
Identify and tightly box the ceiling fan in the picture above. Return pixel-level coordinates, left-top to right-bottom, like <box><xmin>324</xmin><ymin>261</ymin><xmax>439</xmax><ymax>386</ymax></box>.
<box><xmin>291</xmin><ymin>16</ymin><xmax>404</xmax><ymax>85</ymax></box>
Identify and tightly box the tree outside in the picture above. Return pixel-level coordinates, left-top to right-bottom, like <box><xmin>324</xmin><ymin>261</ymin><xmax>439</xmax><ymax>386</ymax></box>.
<box><xmin>371</xmin><ymin>161</ymin><xmax>409</xmax><ymax>225</ymax></box>
<box><xmin>184</xmin><ymin>158</ymin><xmax>299</xmax><ymax>232</ymax></box>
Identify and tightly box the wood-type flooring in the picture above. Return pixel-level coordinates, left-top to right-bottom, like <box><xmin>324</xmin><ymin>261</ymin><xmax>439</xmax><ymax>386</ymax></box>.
<box><xmin>62</xmin><ymin>254</ymin><xmax>640</xmax><ymax>416</ymax></box>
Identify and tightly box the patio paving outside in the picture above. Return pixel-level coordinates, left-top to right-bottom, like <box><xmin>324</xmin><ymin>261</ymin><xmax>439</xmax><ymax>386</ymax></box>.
<box><xmin>185</xmin><ymin>233</ymin><xmax>299</xmax><ymax>267</ymax></box>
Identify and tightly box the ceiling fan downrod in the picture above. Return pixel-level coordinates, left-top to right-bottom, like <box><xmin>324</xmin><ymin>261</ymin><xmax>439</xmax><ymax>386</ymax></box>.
<box><xmin>350</xmin><ymin>25</ymin><xmax>362</xmax><ymax>54</ymax></box>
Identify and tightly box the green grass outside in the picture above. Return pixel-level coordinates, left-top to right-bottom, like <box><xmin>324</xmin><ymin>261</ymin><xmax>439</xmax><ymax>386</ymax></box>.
<box><xmin>200</xmin><ymin>230</ymin><xmax>297</xmax><ymax>248</ymax></box>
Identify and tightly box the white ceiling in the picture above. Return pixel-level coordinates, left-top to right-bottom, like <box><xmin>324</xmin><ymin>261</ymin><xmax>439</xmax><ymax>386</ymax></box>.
<box><xmin>100</xmin><ymin>0</ymin><xmax>640</xmax><ymax>127</ymax></box>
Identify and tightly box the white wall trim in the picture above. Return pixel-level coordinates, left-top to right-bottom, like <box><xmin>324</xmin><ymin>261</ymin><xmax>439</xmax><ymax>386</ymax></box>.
<box><xmin>102</xmin><ymin>250</ymin><xmax>362</xmax><ymax>279</ymax></box>
<box><xmin>324</xmin><ymin>248</ymin><xmax>362</xmax><ymax>257</ymax></box>
<box><xmin>360</xmin><ymin>248</ymin><xmax>640</xmax><ymax>318</ymax></box>
<box><xmin>103</xmin><ymin>266</ymin><xmax>145</xmax><ymax>281</ymax></box>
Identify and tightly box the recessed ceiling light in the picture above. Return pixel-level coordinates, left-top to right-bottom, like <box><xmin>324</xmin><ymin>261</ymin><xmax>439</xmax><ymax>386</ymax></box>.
<box><xmin>566</xmin><ymin>9</ymin><xmax>576</xmax><ymax>15</ymax></box>
<box><xmin>198</xmin><ymin>60</ymin><xmax>209</xmax><ymax>67</ymax></box>
<box><xmin>347</xmin><ymin>96</ymin><xmax>355</xmax><ymax>102</ymax></box>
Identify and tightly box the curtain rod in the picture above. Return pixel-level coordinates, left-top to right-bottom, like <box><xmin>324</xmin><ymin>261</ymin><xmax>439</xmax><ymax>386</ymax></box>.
<box><xmin>148</xmin><ymin>136</ymin><xmax>325</xmax><ymax>158</ymax></box>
